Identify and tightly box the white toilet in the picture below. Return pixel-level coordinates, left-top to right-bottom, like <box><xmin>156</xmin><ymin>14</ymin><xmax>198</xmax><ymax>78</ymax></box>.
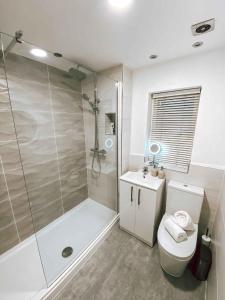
<box><xmin>157</xmin><ymin>180</ymin><xmax>204</xmax><ymax>277</ymax></box>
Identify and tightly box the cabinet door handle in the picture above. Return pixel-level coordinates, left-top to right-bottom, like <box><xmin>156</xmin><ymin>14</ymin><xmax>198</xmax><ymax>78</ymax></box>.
<box><xmin>138</xmin><ymin>189</ymin><xmax>141</xmax><ymax>206</ymax></box>
<box><xmin>130</xmin><ymin>186</ymin><xmax>133</xmax><ymax>203</ymax></box>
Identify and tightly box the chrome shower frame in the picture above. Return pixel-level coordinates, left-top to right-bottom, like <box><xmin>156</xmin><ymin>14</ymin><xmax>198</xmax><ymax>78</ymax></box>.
<box><xmin>1</xmin><ymin>30</ymin><xmax>23</xmax><ymax>58</ymax></box>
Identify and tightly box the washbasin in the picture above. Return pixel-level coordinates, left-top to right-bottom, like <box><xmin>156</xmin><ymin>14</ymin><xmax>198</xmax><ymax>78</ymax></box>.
<box><xmin>120</xmin><ymin>171</ymin><xmax>164</xmax><ymax>191</ymax></box>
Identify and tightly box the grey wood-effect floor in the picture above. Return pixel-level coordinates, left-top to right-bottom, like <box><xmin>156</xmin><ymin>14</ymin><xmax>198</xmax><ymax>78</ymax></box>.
<box><xmin>53</xmin><ymin>224</ymin><xmax>205</xmax><ymax>300</ymax></box>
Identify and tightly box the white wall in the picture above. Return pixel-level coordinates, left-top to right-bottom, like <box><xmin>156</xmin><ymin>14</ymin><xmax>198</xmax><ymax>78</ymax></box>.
<box><xmin>130</xmin><ymin>47</ymin><xmax>225</xmax><ymax>170</ymax></box>
<box><xmin>207</xmin><ymin>174</ymin><xmax>225</xmax><ymax>300</ymax></box>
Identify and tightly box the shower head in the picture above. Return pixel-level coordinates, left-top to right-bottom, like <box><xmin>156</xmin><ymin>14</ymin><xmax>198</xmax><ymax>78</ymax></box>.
<box><xmin>68</xmin><ymin>67</ymin><xmax>87</xmax><ymax>81</ymax></box>
<box><xmin>82</xmin><ymin>93</ymin><xmax>99</xmax><ymax>112</ymax></box>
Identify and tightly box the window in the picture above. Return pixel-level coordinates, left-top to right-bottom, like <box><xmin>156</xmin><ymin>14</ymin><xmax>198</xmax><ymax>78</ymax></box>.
<box><xmin>146</xmin><ymin>87</ymin><xmax>201</xmax><ymax>172</ymax></box>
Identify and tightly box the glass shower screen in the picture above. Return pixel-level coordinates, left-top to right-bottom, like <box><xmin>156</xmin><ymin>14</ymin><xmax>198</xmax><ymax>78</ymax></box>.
<box><xmin>1</xmin><ymin>32</ymin><xmax>118</xmax><ymax>285</ymax></box>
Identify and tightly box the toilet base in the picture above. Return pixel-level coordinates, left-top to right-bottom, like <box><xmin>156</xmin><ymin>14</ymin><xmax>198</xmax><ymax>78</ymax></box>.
<box><xmin>159</xmin><ymin>243</ymin><xmax>191</xmax><ymax>277</ymax></box>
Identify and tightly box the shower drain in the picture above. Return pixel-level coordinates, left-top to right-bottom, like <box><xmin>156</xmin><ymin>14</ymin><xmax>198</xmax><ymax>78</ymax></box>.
<box><xmin>62</xmin><ymin>247</ymin><xmax>73</xmax><ymax>258</ymax></box>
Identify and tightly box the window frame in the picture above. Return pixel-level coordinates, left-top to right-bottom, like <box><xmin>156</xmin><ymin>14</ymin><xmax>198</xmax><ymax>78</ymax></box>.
<box><xmin>145</xmin><ymin>86</ymin><xmax>201</xmax><ymax>173</ymax></box>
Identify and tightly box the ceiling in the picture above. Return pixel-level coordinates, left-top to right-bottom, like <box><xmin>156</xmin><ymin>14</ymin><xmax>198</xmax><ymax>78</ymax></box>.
<box><xmin>0</xmin><ymin>0</ymin><xmax>225</xmax><ymax>71</ymax></box>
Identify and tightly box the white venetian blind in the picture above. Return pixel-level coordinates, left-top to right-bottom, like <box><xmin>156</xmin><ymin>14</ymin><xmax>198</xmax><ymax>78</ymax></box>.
<box><xmin>148</xmin><ymin>87</ymin><xmax>201</xmax><ymax>172</ymax></box>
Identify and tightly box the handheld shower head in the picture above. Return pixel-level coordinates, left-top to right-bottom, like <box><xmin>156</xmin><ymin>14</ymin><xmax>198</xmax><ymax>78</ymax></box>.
<box><xmin>82</xmin><ymin>93</ymin><xmax>99</xmax><ymax>112</ymax></box>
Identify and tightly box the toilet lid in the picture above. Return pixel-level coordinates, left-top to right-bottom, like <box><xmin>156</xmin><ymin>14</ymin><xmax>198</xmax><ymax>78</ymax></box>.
<box><xmin>157</xmin><ymin>214</ymin><xmax>198</xmax><ymax>260</ymax></box>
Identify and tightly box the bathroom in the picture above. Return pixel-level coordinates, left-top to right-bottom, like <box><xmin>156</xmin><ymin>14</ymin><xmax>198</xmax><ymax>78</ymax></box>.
<box><xmin>0</xmin><ymin>0</ymin><xmax>224</xmax><ymax>299</ymax></box>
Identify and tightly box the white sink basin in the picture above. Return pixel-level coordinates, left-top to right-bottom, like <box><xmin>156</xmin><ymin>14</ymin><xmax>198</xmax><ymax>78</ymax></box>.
<box><xmin>120</xmin><ymin>171</ymin><xmax>164</xmax><ymax>191</ymax></box>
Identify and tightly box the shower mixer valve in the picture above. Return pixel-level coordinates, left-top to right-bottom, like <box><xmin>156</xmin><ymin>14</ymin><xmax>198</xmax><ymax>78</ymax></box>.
<box><xmin>90</xmin><ymin>148</ymin><xmax>107</xmax><ymax>156</ymax></box>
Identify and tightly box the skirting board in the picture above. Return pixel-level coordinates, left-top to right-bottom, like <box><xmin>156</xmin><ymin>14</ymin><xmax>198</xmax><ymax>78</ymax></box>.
<box><xmin>34</xmin><ymin>214</ymin><xmax>119</xmax><ymax>300</ymax></box>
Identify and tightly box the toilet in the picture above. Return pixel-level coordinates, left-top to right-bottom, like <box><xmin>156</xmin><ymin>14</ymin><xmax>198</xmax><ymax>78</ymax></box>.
<box><xmin>157</xmin><ymin>180</ymin><xmax>204</xmax><ymax>277</ymax></box>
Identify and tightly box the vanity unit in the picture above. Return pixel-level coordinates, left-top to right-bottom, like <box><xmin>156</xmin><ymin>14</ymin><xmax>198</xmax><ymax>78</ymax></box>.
<box><xmin>119</xmin><ymin>171</ymin><xmax>165</xmax><ymax>247</ymax></box>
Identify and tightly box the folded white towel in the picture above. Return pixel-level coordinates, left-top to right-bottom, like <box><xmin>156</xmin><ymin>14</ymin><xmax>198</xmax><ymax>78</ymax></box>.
<box><xmin>164</xmin><ymin>217</ymin><xmax>187</xmax><ymax>243</ymax></box>
<box><xmin>173</xmin><ymin>210</ymin><xmax>194</xmax><ymax>231</ymax></box>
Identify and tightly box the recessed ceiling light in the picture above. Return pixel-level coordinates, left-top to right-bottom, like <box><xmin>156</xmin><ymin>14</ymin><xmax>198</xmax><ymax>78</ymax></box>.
<box><xmin>149</xmin><ymin>54</ymin><xmax>158</xmax><ymax>59</ymax></box>
<box><xmin>30</xmin><ymin>48</ymin><xmax>47</xmax><ymax>57</ymax></box>
<box><xmin>192</xmin><ymin>41</ymin><xmax>203</xmax><ymax>48</ymax></box>
<box><xmin>54</xmin><ymin>52</ymin><xmax>63</xmax><ymax>57</ymax></box>
<box><xmin>108</xmin><ymin>0</ymin><xmax>133</xmax><ymax>9</ymax></box>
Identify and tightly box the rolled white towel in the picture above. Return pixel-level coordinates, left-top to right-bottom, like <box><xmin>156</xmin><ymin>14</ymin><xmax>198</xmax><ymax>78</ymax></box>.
<box><xmin>173</xmin><ymin>210</ymin><xmax>194</xmax><ymax>231</ymax></box>
<box><xmin>164</xmin><ymin>217</ymin><xmax>187</xmax><ymax>243</ymax></box>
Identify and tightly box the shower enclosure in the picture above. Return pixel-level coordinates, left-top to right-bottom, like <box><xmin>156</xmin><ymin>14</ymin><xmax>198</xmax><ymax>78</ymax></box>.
<box><xmin>0</xmin><ymin>32</ymin><xmax>118</xmax><ymax>287</ymax></box>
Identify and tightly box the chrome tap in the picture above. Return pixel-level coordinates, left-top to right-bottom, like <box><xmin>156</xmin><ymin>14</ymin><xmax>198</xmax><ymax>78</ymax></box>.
<box><xmin>148</xmin><ymin>155</ymin><xmax>159</xmax><ymax>168</ymax></box>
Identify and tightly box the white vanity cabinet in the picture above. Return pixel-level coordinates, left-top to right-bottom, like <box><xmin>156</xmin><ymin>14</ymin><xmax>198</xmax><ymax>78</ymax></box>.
<box><xmin>119</xmin><ymin>171</ymin><xmax>165</xmax><ymax>247</ymax></box>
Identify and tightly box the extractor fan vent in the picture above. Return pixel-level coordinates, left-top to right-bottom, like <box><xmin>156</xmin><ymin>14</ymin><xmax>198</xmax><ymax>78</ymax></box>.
<box><xmin>191</xmin><ymin>18</ymin><xmax>215</xmax><ymax>36</ymax></box>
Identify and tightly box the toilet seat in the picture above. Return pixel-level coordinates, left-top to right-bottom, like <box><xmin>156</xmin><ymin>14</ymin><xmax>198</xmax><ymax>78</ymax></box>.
<box><xmin>157</xmin><ymin>214</ymin><xmax>198</xmax><ymax>260</ymax></box>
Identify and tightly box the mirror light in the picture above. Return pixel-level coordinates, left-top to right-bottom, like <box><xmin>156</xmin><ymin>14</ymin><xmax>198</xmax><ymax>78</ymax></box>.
<box><xmin>30</xmin><ymin>48</ymin><xmax>47</xmax><ymax>58</ymax></box>
<box><xmin>108</xmin><ymin>0</ymin><xmax>133</xmax><ymax>9</ymax></box>
<box><xmin>149</xmin><ymin>142</ymin><xmax>161</xmax><ymax>155</ymax></box>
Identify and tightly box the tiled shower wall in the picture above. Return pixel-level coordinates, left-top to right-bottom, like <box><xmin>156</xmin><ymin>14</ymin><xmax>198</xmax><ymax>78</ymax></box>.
<box><xmin>0</xmin><ymin>52</ymin><xmax>88</xmax><ymax>254</ymax></box>
<box><xmin>81</xmin><ymin>65</ymin><xmax>132</xmax><ymax>211</ymax></box>
<box><xmin>97</xmin><ymin>65</ymin><xmax>132</xmax><ymax>174</ymax></box>
<box><xmin>82</xmin><ymin>73</ymin><xmax>117</xmax><ymax>211</ymax></box>
<box><xmin>0</xmin><ymin>56</ymin><xmax>33</xmax><ymax>254</ymax></box>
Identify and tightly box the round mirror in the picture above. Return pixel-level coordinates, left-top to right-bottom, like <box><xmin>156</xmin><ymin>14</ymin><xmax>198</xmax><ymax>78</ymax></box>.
<box><xmin>149</xmin><ymin>142</ymin><xmax>161</xmax><ymax>155</ymax></box>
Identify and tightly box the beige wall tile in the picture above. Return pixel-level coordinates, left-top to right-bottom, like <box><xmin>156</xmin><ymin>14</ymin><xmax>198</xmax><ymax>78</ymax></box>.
<box><xmin>28</xmin><ymin>180</ymin><xmax>61</xmax><ymax>213</ymax></box>
<box><xmin>0</xmin><ymin>199</ymin><xmax>14</xmax><ymax>228</ymax></box>
<box><xmin>11</xmin><ymin>193</ymin><xmax>31</xmax><ymax>221</ymax></box>
<box><xmin>17</xmin><ymin>215</ymin><xmax>34</xmax><ymax>241</ymax></box>
<box><xmin>4</xmin><ymin>168</ymin><xmax>27</xmax><ymax>199</ymax></box>
<box><xmin>63</xmin><ymin>185</ymin><xmax>88</xmax><ymax>213</ymax></box>
<box><xmin>87</xmin><ymin>169</ymin><xmax>117</xmax><ymax>211</ymax></box>
<box><xmin>23</xmin><ymin>159</ymin><xmax>59</xmax><ymax>191</ymax></box>
<box><xmin>0</xmin><ymin>90</ymin><xmax>10</xmax><ymax>111</ymax></box>
<box><xmin>51</xmin><ymin>88</ymin><xmax>82</xmax><ymax>113</ymax></box>
<box><xmin>54</xmin><ymin>112</ymin><xmax>84</xmax><ymax>137</ymax></box>
<box><xmin>61</xmin><ymin>168</ymin><xmax>87</xmax><ymax>188</ymax></box>
<box><xmin>56</xmin><ymin>135</ymin><xmax>85</xmax><ymax>158</ymax></box>
<box><xmin>13</xmin><ymin>110</ymin><xmax>55</xmax><ymax>142</ymax></box>
<box><xmin>8</xmin><ymin>80</ymin><xmax>51</xmax><ymax>112</ymax></box>
<box><xmin>0</xmin><ymin>110</ymin><xmax>16</xmax><ymax>141</ymax></box>
<box><xmin>32</xmin><ymin>199</ymin><xmax>63</xmax><ymax>231</ymax></box>
<box><xmin>0</xmin><ymin>140</ymin><xmax>22</xmax><ymax>172</ymax></box>
<box><xmin>0</xmin><ymin>171</ymin><xmax>9</xmax><ymax>202</ymax></box>
<box><xmin>58</xmin><ymin>152</ymin><xmax>86</xmax><ymax>177</ymax></box>
<box><xmin>19</xmin><ymin>137</ymin><xmax>58</xmax><ymax>167</ymax></box>
<box><xmin>0</xmin><ymin>224</ymin><xmax>19</xmax><ymax>254</ymax></box>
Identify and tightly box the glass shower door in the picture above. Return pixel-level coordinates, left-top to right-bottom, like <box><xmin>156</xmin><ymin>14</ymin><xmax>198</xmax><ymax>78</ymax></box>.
<box><xmin>1</xmin><ymin>32</ymin><xmax>118</xmax><ymax>286</ymax></box>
